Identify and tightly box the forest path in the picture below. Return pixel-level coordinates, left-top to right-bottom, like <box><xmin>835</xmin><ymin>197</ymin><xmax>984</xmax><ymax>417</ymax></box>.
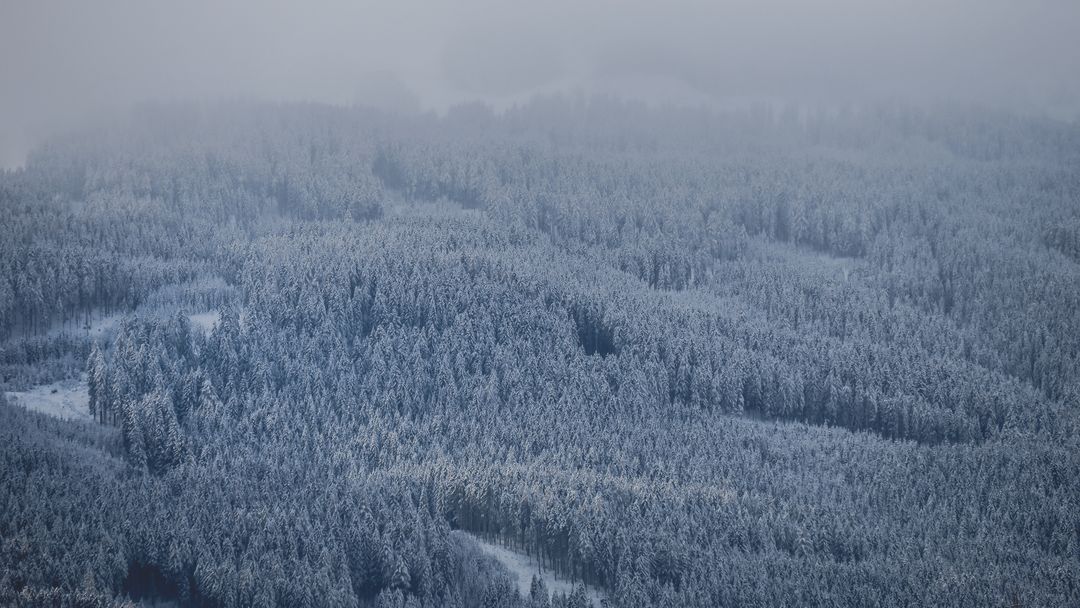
<box><xmin>456</xmin><ymin>531</ymin><xmax>607</xmax><ymax>607</ymax></box>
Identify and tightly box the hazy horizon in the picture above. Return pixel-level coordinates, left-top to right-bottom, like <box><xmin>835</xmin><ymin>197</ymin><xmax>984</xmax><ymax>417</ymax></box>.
<box><xmin>3</xmin><ymin>0</ymin><xmax>1080</xmax><ymax>168</ymax></box>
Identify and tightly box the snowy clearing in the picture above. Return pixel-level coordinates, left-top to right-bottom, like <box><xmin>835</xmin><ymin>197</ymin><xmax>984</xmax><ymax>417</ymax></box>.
<box><xmin>188</xmin><ymin>311</ymin><xmax>220</xmax><ymax>335</ymax></box>
<box><xmin>46</xmin><ymin>309</ymin><xmax>220</xmax><ymax>340</ymax></box>
<box><xmin>5</xmin><ymin>375</ymin><xmax>92</xmax><ymax>422</ymax></box>
<box><xmin>47</xmin><ymin>312</ymin><xmax>123</xmax><ymax>340</ymax></box>
<box><xmin>457</xmin><ymin>532</ymin><xmax>607</xmax><ymax>606</ymax></box>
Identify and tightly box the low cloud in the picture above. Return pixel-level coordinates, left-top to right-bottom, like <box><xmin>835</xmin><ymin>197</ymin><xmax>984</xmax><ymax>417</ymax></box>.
<box><xmin>2</xmin><ymin>0</ymin><xmax>1078</xmax><ymax>167</ymax></box>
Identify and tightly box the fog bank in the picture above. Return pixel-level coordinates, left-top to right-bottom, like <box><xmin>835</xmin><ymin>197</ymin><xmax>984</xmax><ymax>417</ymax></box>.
<box><xmin>3</xmin><ymin>0</ymin><xmax>1079</xmax><ymax>167</ymax></box>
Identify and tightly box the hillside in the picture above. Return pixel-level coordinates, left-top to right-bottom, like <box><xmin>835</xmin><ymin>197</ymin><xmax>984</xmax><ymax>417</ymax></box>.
<box><xmin>1</xmin><ymin>100</ymin><xmax>1078</xmax><ymax>607</ymax></box>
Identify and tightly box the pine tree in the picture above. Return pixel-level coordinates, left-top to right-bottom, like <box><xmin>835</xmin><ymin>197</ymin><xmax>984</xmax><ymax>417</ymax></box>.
<box><xmin>87</xmin><ymin>342</ymin><xmax>108</xmax><ymax>423</ymax></box>
<box><xmin>390</xmin><ymin>554</ymin><xmax>411</xmax><ymax>591</ymax></box>
<box><xmin>530</xmin><ymin>575</ymin><xmax>551</xmax><ymax>607</ymax></box>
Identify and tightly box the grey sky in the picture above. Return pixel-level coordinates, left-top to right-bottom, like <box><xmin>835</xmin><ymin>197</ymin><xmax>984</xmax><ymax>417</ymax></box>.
<box><xmin>2</xmin><ymin>0</ymin><xmax>1079</xmax><ymax>167</ymax></box>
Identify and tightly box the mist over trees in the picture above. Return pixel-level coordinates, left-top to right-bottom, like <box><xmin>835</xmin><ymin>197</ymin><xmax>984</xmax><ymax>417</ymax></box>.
<box><xmin>1</xmin><ymin>99</ymin><xmax>1079</xmax><ymax>607</ymax></box>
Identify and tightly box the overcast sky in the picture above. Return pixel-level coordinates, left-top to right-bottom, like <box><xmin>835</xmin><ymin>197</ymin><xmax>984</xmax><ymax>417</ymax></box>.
<box><xmin>2</xmin><ymin>0</ymin><xmax>1079</xmax><ymax>167</ymax></box>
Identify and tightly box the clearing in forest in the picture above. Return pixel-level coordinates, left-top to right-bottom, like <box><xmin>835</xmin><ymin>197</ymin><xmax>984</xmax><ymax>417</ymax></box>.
<box><xmin>457</xmin><ymin>531</ymin><xmax>607</xmax><ymax>607</ymax></box>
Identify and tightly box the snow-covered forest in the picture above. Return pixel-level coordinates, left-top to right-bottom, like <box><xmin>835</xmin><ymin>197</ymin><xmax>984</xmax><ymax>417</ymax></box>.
<box><xmin>2</xmin><ymin>99</ymin><xmax>1079</xmax><ymax>607</ymax></box>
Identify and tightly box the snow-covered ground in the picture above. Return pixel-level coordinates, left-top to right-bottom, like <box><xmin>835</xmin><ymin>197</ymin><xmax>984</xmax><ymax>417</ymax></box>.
<box><xmin>458</xmin><ymin>532</ymin><xmax>607</xmax><ymax>606</ymax></box>
<box><xmin>46</xmin><ymin>310</ymin><xmax>220</xmax><ymax>340</ymax></box>
<box><xmin>47</xmin><ymin>312</ymin><xmax>123</xmax><ymax>340</ymax></box>
<box><xmin>5</xmin><ymin>375</ymin><xmax>92</xmax><ymax>422</ymax></box>
<box><xmin>187</xmin><ymin>310</ymin><xmax>220</xmax><ymax>335</ymax></box>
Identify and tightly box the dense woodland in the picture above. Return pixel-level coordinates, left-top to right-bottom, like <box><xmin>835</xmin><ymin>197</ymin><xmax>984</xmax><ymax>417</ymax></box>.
<box><xmin>1</xmin><ymin>99</ymin><xmax>1079</xmax><ymax>607</ymax></box>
